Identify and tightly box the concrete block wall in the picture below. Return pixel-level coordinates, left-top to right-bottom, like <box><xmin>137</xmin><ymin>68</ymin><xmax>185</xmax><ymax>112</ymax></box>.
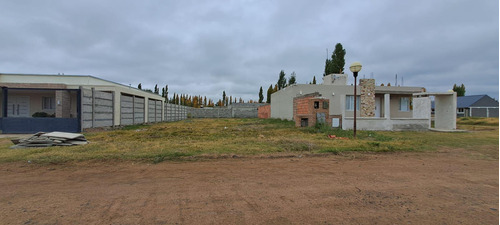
<box><xmin>82</xmin><ymin>88</ymin><xmax>114</xmax><ymax>129</ymax></box>
<box><xmin>120</xmin><ymin>95</ymin><xmax>134</xmax><ymax>125</ymax></box>
<box><xmin>164</xmin><ymin>103</ymin><xmax>188</xmax><ymax>122</ymax></box>
<box><xmin>148</xmin><ymin>99</ymin><xmax>162</xmax><ymax>123</ymax></box>
<box><xmin>187</xmin><ymin>107</ymin><xmax>232</xmax><ymax>118</ymax></box>
<box><xmin>230</xmin><ymin>103</ymin><xmax>265</xmax><ymax>118</ymax></box>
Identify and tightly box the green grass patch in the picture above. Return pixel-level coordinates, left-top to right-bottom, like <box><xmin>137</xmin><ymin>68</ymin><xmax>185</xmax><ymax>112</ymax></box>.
<box><xmin>0</xmin><ymin>118</ymin><xmax>497</xmax><ymax>163</ymax></box>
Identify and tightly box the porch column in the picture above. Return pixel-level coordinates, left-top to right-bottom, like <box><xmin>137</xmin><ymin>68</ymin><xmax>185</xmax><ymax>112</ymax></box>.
<box><xmin>144</xmin><ymin>97</ymin><xmax>149</xmax><ymax>123</ymax></box>
<box><xmin>384</xmin><ymin>94</ymin><xmax>391</xmax><ymax>119</ymax></box>
<box><xmin>2</xmin><ymin>87</ymin><xmax>8</xmax><ymax>117</ymax></box>
<box><xmin>113</xmin><ymin>91</ymin><xmax>121</xmax><ymax>126</ymax></box>
<box><xmin>56</xmin><ymin>90</ymin><xmax>71</xmax><ymax>118</ymax></box>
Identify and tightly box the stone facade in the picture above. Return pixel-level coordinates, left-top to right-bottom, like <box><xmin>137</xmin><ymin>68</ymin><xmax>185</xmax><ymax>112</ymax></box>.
<box><xmin>360</xmin><ymin>79</ymin><xmax>375</xmax><ymax>117</ymax></box>
<box><xmin>293</xmin><ymin>92</ymin><xmax>330</xmax><ymax>127</ymax></box>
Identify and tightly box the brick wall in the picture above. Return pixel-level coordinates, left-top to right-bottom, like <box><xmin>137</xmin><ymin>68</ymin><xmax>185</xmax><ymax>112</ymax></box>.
<box><xmin>293</xmin><ymin>93</ymin><xmax>330</xmax><ymax>127</ymax></box>
<box><xmin>258</xmin><ymin>105</ymin><xmax>271</xmax><ymax>118</ymax></box>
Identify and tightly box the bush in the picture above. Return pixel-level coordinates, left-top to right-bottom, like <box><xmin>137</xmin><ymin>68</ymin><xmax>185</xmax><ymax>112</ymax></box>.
<box><xmin>32</xmin><ymin>112</ymin><xmax>55</xmax><ymax>117</ymax></box>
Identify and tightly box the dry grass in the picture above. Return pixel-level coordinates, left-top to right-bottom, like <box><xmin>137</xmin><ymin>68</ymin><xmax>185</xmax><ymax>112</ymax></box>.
<box><xmin>0</xmin><ymin>118</ymin><xmax>497</xmax><ymax>163</ymax></box>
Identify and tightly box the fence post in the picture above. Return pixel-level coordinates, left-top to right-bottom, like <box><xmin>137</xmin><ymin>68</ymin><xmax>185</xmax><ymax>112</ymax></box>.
<box><xmin>132</xmin><ymin>95</ymin><xmax>135</xmax><ymax>124</ymax></box>
<box><xmin>91</xmin><ymin>88</ymin><xmax>95</xmax><ymax>128</ymax></box>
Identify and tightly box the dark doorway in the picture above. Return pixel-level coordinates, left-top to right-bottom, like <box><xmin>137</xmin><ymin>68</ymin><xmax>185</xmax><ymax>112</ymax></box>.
<box><xmin>300</xmin><ymin>118</ymin><xmax>308</xmax><ymax>127</ymax></box>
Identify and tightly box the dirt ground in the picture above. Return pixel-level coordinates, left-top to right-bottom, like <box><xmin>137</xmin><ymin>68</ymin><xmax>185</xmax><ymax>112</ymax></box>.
<box><xmin>0</xmin><ymin>147</ymin><xmax>498</xmax><ymax>225</ymax></box>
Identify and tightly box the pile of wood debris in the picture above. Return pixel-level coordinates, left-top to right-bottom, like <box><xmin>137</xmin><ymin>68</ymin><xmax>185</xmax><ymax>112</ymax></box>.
<box><xmin>10</xmin><ymin>132</ymin><xmax>89</xmax><ymax>149</ymax></box>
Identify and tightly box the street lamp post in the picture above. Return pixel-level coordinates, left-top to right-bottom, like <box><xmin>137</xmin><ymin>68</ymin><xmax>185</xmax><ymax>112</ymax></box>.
<box><xmin>349</xmin><ymin>62</ymin><xmax>362</xmax><ymax>138</ymax></box>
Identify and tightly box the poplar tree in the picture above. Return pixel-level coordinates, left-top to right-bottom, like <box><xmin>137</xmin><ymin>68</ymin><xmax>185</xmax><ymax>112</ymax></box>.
<box><xmin>222</xmin><ymin>91</ymin><xmax>226</xmax><ymax>107</ymax></box>
<box><xmin>277</xmin><ymin>70</ymin><xmax>287</xmax><ymax>90</ymax></box>
<box><xmin>266</xmin><ymin>85</ymin><xmax>273</xmax><ymax>103</ymax></box>
<box><xmin>154</xmin><ymin>84</ymin><xmax>159</xmax><ymax>94</ymax></box>
<box><xmin>312</xmin><ymin>76</ymin><xmax>317</xmax><ymax>84</ymax></box>
<box><xmin>288</xmin><ymin>72</ymin><xmax>296</xmax><ymax>85</ymax></box>
<box><xmin>259</xmin><ymin>86</ymin><xmax>264</xmax><ymax>103</ymax></box>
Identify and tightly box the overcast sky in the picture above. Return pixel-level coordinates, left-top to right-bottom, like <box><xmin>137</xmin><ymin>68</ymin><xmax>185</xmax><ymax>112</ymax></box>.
<box><xmin>0</xmin><ymin>0</ymin><xmax>498</xmax><ymax>101</ymax></box>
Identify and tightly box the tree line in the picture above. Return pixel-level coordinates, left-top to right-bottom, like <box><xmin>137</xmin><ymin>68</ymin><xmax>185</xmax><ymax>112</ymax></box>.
<box><xmin>136</xmin><ymin>83</ymin><xmax>252</xmax><ymax>108</ymax></box>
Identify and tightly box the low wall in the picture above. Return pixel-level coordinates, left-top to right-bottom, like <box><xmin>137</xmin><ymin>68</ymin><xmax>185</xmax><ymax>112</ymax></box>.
<box><xmin>187</xmin><ymin>108</ymin><xmax>232</xmax><ymax>118</ymax></box>
<box><xmin>342</xmin><ymin>117</ymin><xmax>429</xmax><ymax>131</ymax></box>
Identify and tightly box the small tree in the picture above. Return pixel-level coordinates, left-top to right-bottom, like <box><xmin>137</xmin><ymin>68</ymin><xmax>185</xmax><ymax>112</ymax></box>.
<box><xmin>154</xmin><ymin>84</ymin><xmax>159</xmax><ymax>94</ymax></box>
<box><xmin>259</xmin><ymin>86</ymin><xmax>264</xmax><ymax>103</ymax></box>
<box><xmin>137</xmin><ymin>83</ymin><xmax>142</xmax><ymax>90</ymax></box>
<box><xmin>312</xmin><ymin>76</ymin><xmax>316</xmax><ymax>84</ymax></box>
<box><xmin>453</xmin><ymin>83</ymin><xmax>466</xmax><ymax>96</ymax></box>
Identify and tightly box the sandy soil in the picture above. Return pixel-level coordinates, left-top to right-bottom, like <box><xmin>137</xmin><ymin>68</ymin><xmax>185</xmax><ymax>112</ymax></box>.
<box><xmin>0</xmin><ymin>148</ymin><xmax>498</xmax><ymax>225</ymax></box>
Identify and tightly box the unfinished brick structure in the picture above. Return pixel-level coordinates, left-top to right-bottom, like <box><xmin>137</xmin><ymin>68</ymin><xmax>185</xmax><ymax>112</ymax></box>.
<box><xmin>258</xmin><ymin>104</ymin><xmax>271</xmax><ymax>119</ymax></box>
<box><xmin>293</xmin><ymin>92</ymin><xmax>330</xmax><ymax>127</ymax></box>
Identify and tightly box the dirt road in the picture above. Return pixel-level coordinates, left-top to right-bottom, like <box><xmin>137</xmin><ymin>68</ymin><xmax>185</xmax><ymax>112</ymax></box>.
<box><xmin>0</xmin><ymin>148</ymin><xmax>498</xmax><ymax>224</ymax></box>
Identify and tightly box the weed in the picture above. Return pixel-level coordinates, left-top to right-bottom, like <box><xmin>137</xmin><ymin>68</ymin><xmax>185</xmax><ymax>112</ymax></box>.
<box><xmin>0</xmin><ymin>118</ymin><xmax>497</xmax><ymax>163</ymax></box>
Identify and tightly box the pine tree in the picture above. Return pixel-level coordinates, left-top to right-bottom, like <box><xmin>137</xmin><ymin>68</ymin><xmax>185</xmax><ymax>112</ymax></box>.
<box><xmin>312</xmin><ymin>76</ymin><xmax>317</xmax><ymax>84</ymax></box>
<box><xmin>258</xmin><ymin>86</ymin><xmax>264</xmax><ymax>103</ymax></box>
<box><xmin>138</xmin><ymin>83</ymin><xmax>142</xmax><ymax>90</ymax></box>
<box><xmin>324</xmin><ymin>43</ymin><xmax>346</xmax><ymax>76</ymax></box>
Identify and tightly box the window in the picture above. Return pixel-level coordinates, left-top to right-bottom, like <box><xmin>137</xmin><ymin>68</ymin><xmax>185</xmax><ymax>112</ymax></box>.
<box><xmin>323</xmin><ymin>101</ymin><xmax>329</xmax><ymax>109</ymax></box>
<box><xmin>457</xmin><ymin>108</ymin><xmax>464</xmax><ymax>113</ymax></box>
<box><xmin>346</xmin><ymin>95</ymin><xmax>360</xmax><ymax>111</ymax></box>
<box><xmin>400</xmin><ymin>97</ymin><xmax>410</xmax><ymax>111</ymax></box>
<box><xmin>42</xmin><ymin>97</ymin><xmax>55</xmax><ymax>110</ymax></box>
<box><xmin>314</xmin><ymin>101</ymin><xmax>319</xmax><ymax>109</ymax></box>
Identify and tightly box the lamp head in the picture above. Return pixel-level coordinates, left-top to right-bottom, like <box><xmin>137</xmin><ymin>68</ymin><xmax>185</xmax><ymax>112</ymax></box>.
<box><xmin>349</xmin><ymin>62</ymin><xmax>362</xmax><ymax>73</ymax></box>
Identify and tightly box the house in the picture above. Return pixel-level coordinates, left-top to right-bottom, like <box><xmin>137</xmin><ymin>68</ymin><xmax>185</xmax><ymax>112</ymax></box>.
<box><xmin>456</xmin><ymin>95</ymin><xmax>499</xmax><ymax>118</ymax></box>
<box><xmin>0</xmin><ymin>73</ymin><xmax>165</xmax><ymax>133</ymax></box>
<box><xmin>270</xmin><ymin>74</ymin><xmax>456</xmax><ymax>131</ymax></box>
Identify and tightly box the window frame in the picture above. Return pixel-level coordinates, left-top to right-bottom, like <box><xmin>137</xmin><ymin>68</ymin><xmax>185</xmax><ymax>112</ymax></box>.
<box><xmin>346</xmin><ymin>95</ymin><xmax>360</xmax><ymax>111</ymax></box>
<box><xmin>400</xmin><ymin>97</ymin><xmax>410</xmax><ymax>112</ymax></box>
<box><xmin>42</xmin><ymin>97</ymin><xmax>55</xmax><ymax>110</ymax></box>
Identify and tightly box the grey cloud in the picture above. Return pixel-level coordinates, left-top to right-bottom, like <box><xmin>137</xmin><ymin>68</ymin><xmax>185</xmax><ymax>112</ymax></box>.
<box><xmin>0</xmin><ymin>0</ymin><xmax>497</xmax><ymax>101</ymax></box>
